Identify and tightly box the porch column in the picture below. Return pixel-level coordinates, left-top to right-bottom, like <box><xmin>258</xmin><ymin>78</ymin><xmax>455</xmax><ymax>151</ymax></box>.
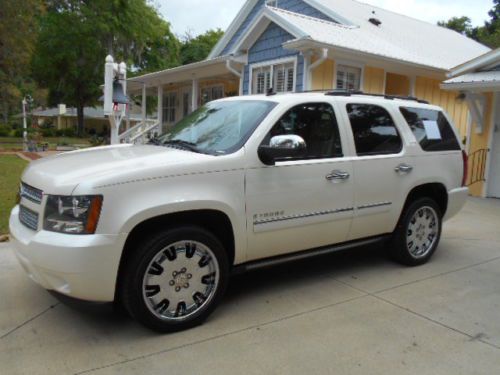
<box><xmin>192</xmin><ymin>79</ymin><xmax>199</xmax><ymax>111</ymax></box>
<box><xmin>157</xmin><ymin>85</ymin><xmax>163</xmax><ymax>135</ymax></box>
<box><xmin>141</xmin><ymin>83</ymin><xmax>147</xmax><ymax>125</ymax></box>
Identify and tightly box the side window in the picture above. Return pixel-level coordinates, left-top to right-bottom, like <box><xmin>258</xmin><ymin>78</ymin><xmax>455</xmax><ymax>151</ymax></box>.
<box><xmin>264</xmin><ymin>103</ymin><xmax>343</xmax><ymax>160</ymax></box>
<box><xmin>400</xmin><ymin>107</ymin><xmax>461</xmax><ymax>151</ymax></box>
<box><xmin>346</xmin><ymin>104</ymin><xmax>402</xmax><ymax>156</ymax></box>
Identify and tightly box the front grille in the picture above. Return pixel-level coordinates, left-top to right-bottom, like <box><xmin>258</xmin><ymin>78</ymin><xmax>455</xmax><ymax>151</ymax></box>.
<box><xmin>20</xmin><ymin>183</ymin><xmax>43</xmax><ymax>204</ymax></box>
<box><xmin>19</xmin><ymin>205</ymin><xmax>39</xmax><ymax>231</ymax></box>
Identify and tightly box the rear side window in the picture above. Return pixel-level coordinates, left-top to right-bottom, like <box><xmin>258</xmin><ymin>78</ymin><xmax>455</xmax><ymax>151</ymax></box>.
<box><xmin>346</xmin><ymin>104</ymin><xmax>402</xmax><ymax>156</ymax></box>
<box><xmin>400</xmin><ymin>107</ymin><xmax>460</xmax><ymax>151</ymax></box>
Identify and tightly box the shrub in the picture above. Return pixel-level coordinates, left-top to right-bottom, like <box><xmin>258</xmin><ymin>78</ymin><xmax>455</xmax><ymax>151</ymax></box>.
<box><xmin>41</xmin><ymin>128</ymin><xmax>56</xmax><ymax>137</ymax></box>
<box><xmin>63</xmin><ymin>127</ymin><xmax>76</xmax><ymax>137</ymax></box>
<box><xmin>0</xmin><ymin>124</ymin><xmax>12</xmax><ymax>137</ymax></box>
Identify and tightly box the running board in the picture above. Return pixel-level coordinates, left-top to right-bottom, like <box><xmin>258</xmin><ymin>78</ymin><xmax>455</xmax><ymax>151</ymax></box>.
<box><xmin>232</xmin><ymin>235</ymin><xmax>390</xmax><ymax>275</ymax></box>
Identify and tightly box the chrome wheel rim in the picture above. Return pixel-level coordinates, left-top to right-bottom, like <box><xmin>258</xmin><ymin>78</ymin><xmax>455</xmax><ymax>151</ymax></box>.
<box><xmin>406</xmin><ymin>206</ymin><xmax>439</xmax><ymax>259</ymax></box>
<box><xmin>142</xmin><ymin>240</ymin><xmax>219</xmax><ymax>322</ymax></box>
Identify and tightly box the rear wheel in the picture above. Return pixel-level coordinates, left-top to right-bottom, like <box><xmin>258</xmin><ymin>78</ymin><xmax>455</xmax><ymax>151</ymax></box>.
<box><xmin>121</xmin><ymin>226</ymin><xmax>229</xmax><ymax>332</ymax></box>
<box><xmin>389</xmin><ymin>198</ymin><xmax>442</xmax><ymax>266</ymax></box>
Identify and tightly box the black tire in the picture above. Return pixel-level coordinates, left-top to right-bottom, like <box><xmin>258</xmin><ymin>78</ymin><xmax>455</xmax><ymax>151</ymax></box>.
<box><xmin>389</xmin><ymin>197</ymin><xmax>442</xmax><ymax>266</ymax></box>
<box><xmin>121</xmin><ymin>225</ymin><xmax>229</xmax><ymax>333</ymax></box>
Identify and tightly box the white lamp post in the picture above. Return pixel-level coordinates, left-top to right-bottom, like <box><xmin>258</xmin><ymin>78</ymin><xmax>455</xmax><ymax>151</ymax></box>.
<box><xmin>104</xmin><ymin>55</ymin><xmax>129</xmax><ymax>145</ymax></box>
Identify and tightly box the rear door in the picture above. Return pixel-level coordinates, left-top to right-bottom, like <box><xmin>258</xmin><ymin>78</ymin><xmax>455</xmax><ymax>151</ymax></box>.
<box><xmin>340</xmin><ymin>102</ymin><xmax>415</xmax><ymax>240</ymax></box>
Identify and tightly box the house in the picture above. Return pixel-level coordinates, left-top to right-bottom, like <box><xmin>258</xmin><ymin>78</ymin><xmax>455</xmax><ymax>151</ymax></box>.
<box><xmin>32</xmin><ymin>105</ymin><xmax>142</xmax><ymax>134</ymax></box>
<box><xmin>126</xmin><ymin>0</ymin><xmax>491</xmax><ymax>195</ymax></box>
<box><xmin>442</xmin><ymin>49</ymin><xmax>500</xmax><ymax>198</ymax></box>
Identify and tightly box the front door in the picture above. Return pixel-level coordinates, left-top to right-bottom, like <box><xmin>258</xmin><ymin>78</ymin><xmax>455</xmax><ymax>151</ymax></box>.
<box><xmin>245</xmin><ymin>102</ymin><xmax>354</xmax><ymax>261</ymax></box>
<box><xmin>488</xmin><ymin>94</ymin><xmax>500</xmax><ymax>198</ymax></box>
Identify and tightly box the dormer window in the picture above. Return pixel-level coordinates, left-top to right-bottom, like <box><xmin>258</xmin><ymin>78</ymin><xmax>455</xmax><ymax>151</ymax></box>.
<box><xmin>266</xmin><ymin>0</ymin><xmax>278</xmax><ymax>7</ymax></box>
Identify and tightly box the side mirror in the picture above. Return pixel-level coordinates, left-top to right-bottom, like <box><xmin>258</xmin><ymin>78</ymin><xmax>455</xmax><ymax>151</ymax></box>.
<box><xmin>258</xmin><ymin>135</ymin><xmax>307</xmax><ymax>165</ymax></box>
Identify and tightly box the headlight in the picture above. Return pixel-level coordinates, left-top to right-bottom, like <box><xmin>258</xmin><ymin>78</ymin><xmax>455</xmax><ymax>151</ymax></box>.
<box><xmin>44</xmin><ymin>195</ymin><xmax>103</xmax><ymax>234</ymax></box>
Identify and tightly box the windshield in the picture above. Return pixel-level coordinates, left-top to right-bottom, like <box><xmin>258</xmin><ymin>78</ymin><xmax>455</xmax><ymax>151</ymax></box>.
<box><xmin>157</xmin><ymin>100</ymin><xmax>277</xmax><ymax>155</ymax></box>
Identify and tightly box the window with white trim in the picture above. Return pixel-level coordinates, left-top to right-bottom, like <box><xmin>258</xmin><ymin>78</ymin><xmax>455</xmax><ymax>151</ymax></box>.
<box><xmin>252</xmin><ymin>61</ymin><xmax>295</xmax><ymax>94</ymax></box>
<box><xmin>201</xmin><ymin>85</ymin><xmax>224</xmax><ymax>105</ymax></box>
<box><xmin>336</xmin><ymin>64</ymin><xmax>362</xmax><ymax>91</ymax></box>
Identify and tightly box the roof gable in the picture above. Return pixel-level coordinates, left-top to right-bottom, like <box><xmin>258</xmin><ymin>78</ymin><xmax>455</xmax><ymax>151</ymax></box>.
<box><xmin>208</xmin><ymin>0</ymin><xmax>338</xmax><ymax>58</ymax></box>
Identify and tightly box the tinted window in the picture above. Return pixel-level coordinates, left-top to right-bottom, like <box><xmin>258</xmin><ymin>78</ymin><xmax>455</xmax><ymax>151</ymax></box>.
<box><xmin>400</xmin><ymin>107</ymin><xmax>461</xmax><ymax>151</ymax></box>
<box><xmin>346</xmin><ymin>104</ymin><xmax>402</xmax><ymax>156</ymax></box>
<box><xmin>264</xmin><ymin>103</ymin><xmax>343</xmax><ymax>159</ymax></box>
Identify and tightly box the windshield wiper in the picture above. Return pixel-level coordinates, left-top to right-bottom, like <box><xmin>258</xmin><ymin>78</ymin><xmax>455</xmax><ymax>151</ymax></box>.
<box><xmin>163</xmin><ymin>139</ymin><xmax>200</xmax><ymax>153</ymax></box>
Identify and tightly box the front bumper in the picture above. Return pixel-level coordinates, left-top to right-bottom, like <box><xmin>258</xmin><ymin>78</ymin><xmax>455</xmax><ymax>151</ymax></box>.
<box><xmin>443</xmin><ymin>187</ymin><xmax>469</xmax><ymax>221</ymax></box>
<box><xmin>9</xmin><ymin>205</ymin><xmax>127</xmax><ymax>302</ymax></box>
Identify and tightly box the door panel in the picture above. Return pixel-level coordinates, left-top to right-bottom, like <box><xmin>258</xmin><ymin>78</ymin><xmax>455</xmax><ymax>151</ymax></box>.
<box><xmin>348</xmin><ymin>155</ymin><xmax>414</xmax><ymax>240</ymax></box>
<box><xmin>245</xmin><ymin>101</ymin><xmax>354</xmax><ymax>261</ymax></box>
<box><xmin>342</xmin><ymin>102</ymin><xmax>413</xmax><ymax>240</ymax></box>
<box><xmin>246</xmin><ymin>160</ymin><xmax>354</xmax><ymax>261</ymax></box>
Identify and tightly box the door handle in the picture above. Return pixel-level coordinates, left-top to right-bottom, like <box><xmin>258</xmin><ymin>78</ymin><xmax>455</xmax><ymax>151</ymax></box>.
<box><xmin>326</xmin><ymin>170</ymin><xmax>350</xmax><ymax>181</ymax></box>
<box><xmin>395</xmin><ymin>163</ymin><xmax>413</xmax><ymax>174</ymax></box>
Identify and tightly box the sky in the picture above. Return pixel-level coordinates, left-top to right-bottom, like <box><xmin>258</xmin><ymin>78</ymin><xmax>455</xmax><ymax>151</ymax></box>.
<box><xmin>157</xmin><ymin>0</ymin><xmax>494</xmax><ymax>37</ymax></box>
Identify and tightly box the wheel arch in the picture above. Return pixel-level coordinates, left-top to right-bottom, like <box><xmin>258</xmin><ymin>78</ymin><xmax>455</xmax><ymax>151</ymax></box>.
<box><xmin>400</xmin><ymin>183</ymin><xmax>448</xmax><ymax>222</ymax></box>
<box><xmin>115</xmin><ymin>209</ymin><xmax>236</xmax><ymax>302</ymax></box>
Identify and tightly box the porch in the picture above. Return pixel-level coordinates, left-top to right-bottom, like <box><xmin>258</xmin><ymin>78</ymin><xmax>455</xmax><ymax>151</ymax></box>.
<box><xmin>122</xmin><ymin>56</ymin><xmax>243</xmax><ymax>144</ymax></box>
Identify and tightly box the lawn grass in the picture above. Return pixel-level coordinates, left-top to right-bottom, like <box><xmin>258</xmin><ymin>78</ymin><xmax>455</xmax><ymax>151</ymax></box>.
<box><xmin>0</xmin><ymin>137</ymin><xmax>91</xmax><ymax>151</ymax></box>
<box><xmin>0</xmin><ymin>155</ymin><xmax>28</xmax><ymax>234</ymax></box>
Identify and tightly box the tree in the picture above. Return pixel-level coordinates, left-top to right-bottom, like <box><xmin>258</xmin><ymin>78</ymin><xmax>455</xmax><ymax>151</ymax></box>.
<box><xmin>0</xmin><ymin>0</ymin><xmax>45</xmax><ymax>123</ymax></box>
<box><xmin>438</xmin><ymin>1</ymin><xmax>500</xmax><ymax>48</ymax></box>
<box><xmin>476</xmin><ymin>0</ymin><xmax>500</xmax><ymax>48</ymax></box>
<box><xmin>438</xmin><ymin>17</ymin><xmax>474</xmax><ymax>37</ymax></box>
<box><xmin>32</xmin><ymin>0</ymin><xmax>180</xmax><ymax>135</ymax></box>
<box><xmin>180</xmin><ymin>29</ymin><xmax>224</xmax><ymax>65</ymax></box>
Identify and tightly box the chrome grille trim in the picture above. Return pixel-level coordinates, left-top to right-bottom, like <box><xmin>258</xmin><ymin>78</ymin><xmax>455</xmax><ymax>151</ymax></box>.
<box><xmin>20</xmin><ymin>183</ymin><xmax>43</xmax><ymax>204</ymax></box>
<box><xmin>19</xmin><ymin>205</ymin><xmax>39</xmax><ymax>231</ymax></box>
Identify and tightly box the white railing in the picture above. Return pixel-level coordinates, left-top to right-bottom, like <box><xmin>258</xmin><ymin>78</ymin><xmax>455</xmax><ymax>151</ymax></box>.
<box><xmin>118</xmin><ymin>119</ymin><xmax>161</xmax><ymax>144</ymax></box>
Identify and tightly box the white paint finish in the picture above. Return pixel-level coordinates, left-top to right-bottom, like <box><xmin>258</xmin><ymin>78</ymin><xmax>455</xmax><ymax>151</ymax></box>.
<box><xmin>245</xmin><ymin>159</ymin><xmax>355</xmax><ymax>260</ymax></box>
<box><xmin>141</xmin><ymin>83</ymin><xmax>146</xmax><ymax>124</ymax></box>
<box><xmin>191</xmin><ymin>79</ymin><xmax>199</xmax><ymax>111</ymax></box>
<box><xmin>487</xmin><ymin>93</ymin><xmax>500</xmax><ymax>198</ymax></box>
<box><xmin>9</xmin><ymin>92</ymin><xmax>468</xmax><ymax>302</ymax></box>
<box><xmin>157</xmin><ymin>86</ymin><xmax>163</xmax><ymax>135</ymax></box>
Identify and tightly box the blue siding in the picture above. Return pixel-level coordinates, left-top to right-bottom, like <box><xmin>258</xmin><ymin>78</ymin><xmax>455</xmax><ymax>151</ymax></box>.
<box><xmin>221</xmin><ymin>0</ymin><xmax>334</xmax><ymax>55</ymax></box>
<box><xmin>243</xmin><ymin>23</ymin><xmax>304</xmax><ymax>94</ymax></box>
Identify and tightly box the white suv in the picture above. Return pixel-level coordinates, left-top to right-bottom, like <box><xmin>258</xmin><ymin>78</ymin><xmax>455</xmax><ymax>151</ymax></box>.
<box><xmin>9</xmin><ymin>91</ymin><xmax>469</xmax><ymax>332</ymax></box>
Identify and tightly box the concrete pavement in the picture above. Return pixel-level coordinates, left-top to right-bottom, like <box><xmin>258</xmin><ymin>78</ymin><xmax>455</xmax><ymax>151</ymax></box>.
<box><xmin>0</xmin><ymin>197</ymin><xmax>499</xmax><ymax>374</ymax></box>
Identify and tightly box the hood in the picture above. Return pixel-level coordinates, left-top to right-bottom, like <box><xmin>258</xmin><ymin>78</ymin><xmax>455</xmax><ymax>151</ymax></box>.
<box><xmin>21</xmin><ymin>144</ymin><xmax>214</xmax><ymax>195</ymax></box>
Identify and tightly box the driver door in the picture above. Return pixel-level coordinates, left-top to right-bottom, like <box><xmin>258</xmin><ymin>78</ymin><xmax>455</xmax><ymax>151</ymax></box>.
<box><xmin>245</xmin><ymin>102</ymin><xmax>355</xmax><ymax>261</ymax></box>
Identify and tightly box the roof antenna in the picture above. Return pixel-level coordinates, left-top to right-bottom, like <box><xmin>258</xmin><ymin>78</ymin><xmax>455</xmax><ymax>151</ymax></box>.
<box><xmin>266</xmin><ymin>87</ymin><xmax>276</xmax><ymax>96</ymax></box>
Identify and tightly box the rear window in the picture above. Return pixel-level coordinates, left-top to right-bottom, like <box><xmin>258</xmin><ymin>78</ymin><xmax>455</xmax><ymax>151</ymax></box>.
<box><xmin>346</xmin><ymin>104</ymin><xmax>403</xmax><ymax>156</ymax></box>
<box><xmin>400</xmin><ymin>107</ymin><xmax>460</xmax><ymax>152</ymax></box>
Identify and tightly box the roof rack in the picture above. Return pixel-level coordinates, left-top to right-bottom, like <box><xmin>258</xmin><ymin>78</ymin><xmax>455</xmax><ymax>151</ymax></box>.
<box><xmin>324</xmin><ymin>89</ymin><xmax>429</xmax><ymax>104</ymax></box>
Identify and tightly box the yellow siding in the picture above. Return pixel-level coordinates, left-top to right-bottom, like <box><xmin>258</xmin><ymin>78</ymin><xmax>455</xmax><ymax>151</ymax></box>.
<box><xmin>415</xmin><ymin>77</ymin><xmax>469</xmax><ymax>141</ymax></box>
<box><xmin>468</xmin><ymin>92</ymin><xmax>494</xmax><ymax>197</ymax></box>
<box><xmin>311</xmin><ymin>59</ymin><xmax>335</xmax><ymax>91</ymax></box>
<box><xmin>385</xmin><ymin>73</ymin><xmax>410</xmax><ymax>96</ymax></box>
<box><xmin>363</xmin><ymin>66</ymin><xmax>385</xmax><ymax>94</ymax></box>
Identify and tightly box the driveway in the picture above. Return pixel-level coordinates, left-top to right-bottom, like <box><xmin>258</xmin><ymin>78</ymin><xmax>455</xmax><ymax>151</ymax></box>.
<box><xmin>1</xmin><ymin>197</ymin><xmax>499</xmax><ymax>374</ymax></box>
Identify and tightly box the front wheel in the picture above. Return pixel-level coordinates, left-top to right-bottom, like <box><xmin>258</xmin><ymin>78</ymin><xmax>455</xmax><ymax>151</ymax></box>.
<box><xmin>121</xmin><ymin>226</ymin><xmax>229</xmax><ymax>332</ymax></box>
<box><xmin>389</xmin><ymin>198</ymin><xmax>442</xmax><ymax>266</ymax></box>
